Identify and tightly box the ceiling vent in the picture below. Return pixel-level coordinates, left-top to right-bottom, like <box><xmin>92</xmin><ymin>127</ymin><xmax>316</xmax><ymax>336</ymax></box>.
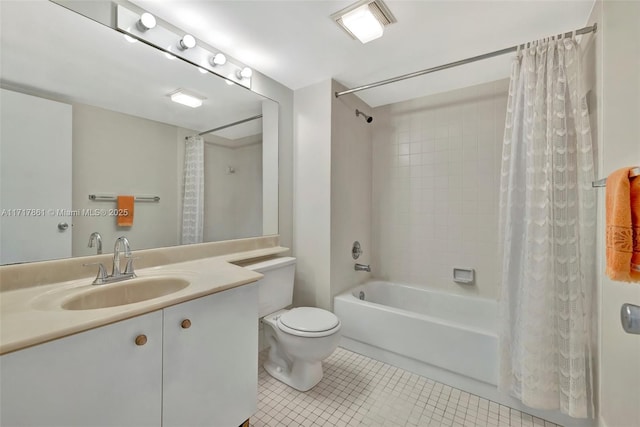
<box><xmin>332</xmin><ymin>0</ymin><xmax>397</xmax><ymax>43</ymax></box>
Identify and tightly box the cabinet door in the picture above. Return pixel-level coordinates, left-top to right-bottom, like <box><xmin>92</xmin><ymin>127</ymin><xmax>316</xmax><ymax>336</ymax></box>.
<box><xmin>0</xmin><ymin>311</ymin><xmax>162</xmax><ymax>427</ymax></box>
<box><xmin>162</xmin><ymin>284</ymin><xmax>258</xmax><ymax>427</ymax></box>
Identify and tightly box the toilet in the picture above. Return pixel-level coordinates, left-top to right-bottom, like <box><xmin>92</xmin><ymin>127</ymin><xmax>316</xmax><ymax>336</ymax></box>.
<box><xmin>246</xmin><ymin>257</ymin><xmax>341</xmax><ymax>391</ymax></box>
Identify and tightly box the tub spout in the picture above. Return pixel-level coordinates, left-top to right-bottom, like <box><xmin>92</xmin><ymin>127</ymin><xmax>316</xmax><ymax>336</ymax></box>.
<box><xmin>355</xmin><ymin>263</ymin><xmax>371</xmax><ymax>272</ymax></box>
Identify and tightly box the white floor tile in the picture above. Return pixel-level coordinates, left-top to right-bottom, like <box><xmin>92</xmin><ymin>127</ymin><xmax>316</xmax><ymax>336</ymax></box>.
<box><xmin>250</xmin><ymin>347</ymin><xmax>561</xmax><ymax>427</ymax></box>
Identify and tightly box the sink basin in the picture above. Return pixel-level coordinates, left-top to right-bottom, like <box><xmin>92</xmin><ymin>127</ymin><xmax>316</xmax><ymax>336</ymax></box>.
<box><xmin>62</xmin><ymin>277</ymin><xmax>190</xmax><ymax>310</ymax></box>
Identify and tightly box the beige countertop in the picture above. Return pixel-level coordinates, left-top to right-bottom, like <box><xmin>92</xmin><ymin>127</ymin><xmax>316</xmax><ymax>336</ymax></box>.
<box><xmin>0</xmin><ymin>247</ymin><xmax>287</xmax><ymax>355</ymax></box>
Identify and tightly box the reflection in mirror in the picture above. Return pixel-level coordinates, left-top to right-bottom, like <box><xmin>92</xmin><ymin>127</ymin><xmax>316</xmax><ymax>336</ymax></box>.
<box><xmin>0</xmin><ymin>1</ymin><xmax>278</xmax><ymax>265</ymax></box>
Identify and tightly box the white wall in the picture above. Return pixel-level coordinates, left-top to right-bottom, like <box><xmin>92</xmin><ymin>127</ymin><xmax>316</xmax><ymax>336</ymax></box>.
<box><xmin>293</xmin><ymin>80</ymin><xmax>332</xmax><ymax>309</ymax></box>
<box><xmin>252</xmin><ymin>73</ymin><xmax>294</xmax><ymax>252</ymax></box>
<box><xmin>330</xmin><ymin>81</ymin><xmax>373</xmax><ymax>300</ymax></box>
<box><xmin>589</xmin><ymin>1</ymin><xmax>640</xmax><ymax>426</ymax></box>
<box><xmin>262</xmin><ymin>100</ymin><xmax>279</xmax><ymax>236</ymax></box>
<box><xmin>234</xmin><ymin>143</ymin><xmax>263</xmax><ymax>238</ymax></box>
<box><xmin>371</xmin><ymin>80</ymin><xmax>508</xmax><ymax>299</ymax></box>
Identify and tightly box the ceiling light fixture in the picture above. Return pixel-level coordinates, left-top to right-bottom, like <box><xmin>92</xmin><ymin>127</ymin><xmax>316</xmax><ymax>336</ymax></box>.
<box><xmin>210</xmin><ymin>53</ymin><xmax>227</xmax><ymax>66</ymax></box>
<box><xmin>169</xmin><ymin>89</ymin><xmax>206</xmax><ymax>108</ymax></box>
<box><xmin>178</xmin><ymin>34</ymin><xmax>196</xmax><ymax>50</ymax></box>
<box><xmin>237</xmin><ymin>67</ymin><xmax>252</xmax><ymax>79</ymax></box>
<box><xmin>332</xmin><ymin>0</ymin><xmax>396</xmax><ymax>44</ymax></box>
<box><xmin>136</xmin><ymin>12</ymin><xmax>156</xmax><ymax>31</ymax></box>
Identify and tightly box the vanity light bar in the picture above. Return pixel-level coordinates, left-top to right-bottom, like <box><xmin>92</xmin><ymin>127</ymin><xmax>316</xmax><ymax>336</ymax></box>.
<box><xmin>115</xmin><ymin>5</ymin><xmax>252</xmax><ymax>88</ymax></box>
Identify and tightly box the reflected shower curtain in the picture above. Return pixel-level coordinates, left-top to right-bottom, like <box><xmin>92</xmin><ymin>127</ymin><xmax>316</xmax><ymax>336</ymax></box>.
<box><xmin>181</xmin><ymin>136</ymin><xmax>204</xmax><ymax>244</ymax></box>
<box><xmin>498</xmin><ymin>38</ymin><xmax>596</xmax><ymax>418</ymax></box>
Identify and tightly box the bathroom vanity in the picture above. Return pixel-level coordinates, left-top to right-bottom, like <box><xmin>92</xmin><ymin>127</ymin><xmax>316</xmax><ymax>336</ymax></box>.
<box><xmin>0</xmin><ymin>243</ymin><xmax>285</xmax><ymax>427</ymax></box>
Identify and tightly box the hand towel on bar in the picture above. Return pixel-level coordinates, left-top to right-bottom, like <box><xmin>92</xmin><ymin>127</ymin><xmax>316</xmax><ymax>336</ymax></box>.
<box><xmin>117</xmin><ymin>195</ymin><xmax>134</xmax><ymax>227</ymax></box>
<box><xmin>606</xmin><ymin>167</ymin><xmax>640</xmax><ymax>282</ymax></box>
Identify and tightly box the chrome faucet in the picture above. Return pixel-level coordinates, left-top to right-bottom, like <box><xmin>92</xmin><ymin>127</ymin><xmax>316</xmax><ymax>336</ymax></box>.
<box><xmin>355</xmin><ymin>263</ymin><xmax>371</xmax><ymax>272</ymax></box>
<box><xmin>85</xmin><ymin>236</ymin><xmax>136</xmax><ymax>285</ymax></box>
<box><xmin>112</xmin><ymin>236</ymin><xmax>135</xmax><ymax>278</ymax></box>
<box><xmin>88</xmin><ymin>232</ymin><xmax>103</xmax><ymax>255</ymax></box>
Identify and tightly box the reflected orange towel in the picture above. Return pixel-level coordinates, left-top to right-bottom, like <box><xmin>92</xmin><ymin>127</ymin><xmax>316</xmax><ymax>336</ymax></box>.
<box><xmin>606</xmin><ymin>167</ymin><xmax>640</xmax><ymax>282</ymax></box>
<box><xmin>117</xmin><ymin>195</ymin><xmax>134</xmax><ymax>227</ymax></box>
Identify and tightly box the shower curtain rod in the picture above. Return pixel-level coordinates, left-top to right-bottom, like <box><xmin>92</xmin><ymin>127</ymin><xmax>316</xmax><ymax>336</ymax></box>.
<box><xmin>335</xmin><ymin>23</ymin><xmax>598</xmax><ymax>98</ymax></box>
<box><xmin>185</xmin><ymin>114</ymin><xmax>263</xmax><ymax>139</ymax></box>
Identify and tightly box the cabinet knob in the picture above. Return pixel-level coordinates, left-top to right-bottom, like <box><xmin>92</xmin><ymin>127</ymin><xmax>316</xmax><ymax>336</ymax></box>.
<box><xmin>181</xmin><ymin>319</ymin><xmax>191</xmax><ymax>329</ymax></box>
<box><xmin>135</xmin><ymin>335</ymin><xmax>147</xmax><ymax>346</ymax></box>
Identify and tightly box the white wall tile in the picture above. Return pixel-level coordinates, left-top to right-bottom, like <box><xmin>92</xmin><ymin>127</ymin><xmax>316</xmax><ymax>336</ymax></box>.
<box><xmin>372</xmin><ymin>79</ymin><xmax>509</xmax><ymax>299</ymax></box>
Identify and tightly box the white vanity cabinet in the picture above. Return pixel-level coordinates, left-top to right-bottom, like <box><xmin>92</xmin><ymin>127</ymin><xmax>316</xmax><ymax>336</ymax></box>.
<box><xmin>162</xmin><ymin>283</ymin><xmax>258</xmax><ymax>427</ymax></box>
<box><xmin>0</xmin><ymin>283</ymin><xmax>259</xmax><ymax>427</ymax></box>
<box><xmin>0</xmin><ymin>310</ymin><xmax>164</xmax><ymax>427</ymax></box>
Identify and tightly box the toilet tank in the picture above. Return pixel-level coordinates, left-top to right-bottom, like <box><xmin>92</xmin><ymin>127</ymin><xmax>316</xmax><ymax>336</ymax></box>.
<box><xmin>244</xmin><ymin>257</ymin><xmax>296</xmax><ymax>318</ymax></box>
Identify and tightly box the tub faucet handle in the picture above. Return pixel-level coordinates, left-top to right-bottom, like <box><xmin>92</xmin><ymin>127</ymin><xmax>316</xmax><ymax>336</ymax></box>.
<box><xmin>355</xmin><ymin>263</ymin><xmax>371</xmax><ymax>272</ymax></box>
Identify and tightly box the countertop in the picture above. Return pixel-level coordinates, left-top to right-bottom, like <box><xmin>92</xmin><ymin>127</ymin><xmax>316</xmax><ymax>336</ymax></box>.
<box><xmin>0</xmin><ymin>247</ymin><xmax>287</xmax><ymax>355</ymax></box>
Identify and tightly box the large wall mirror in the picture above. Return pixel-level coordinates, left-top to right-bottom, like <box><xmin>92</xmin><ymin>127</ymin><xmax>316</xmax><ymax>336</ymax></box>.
<box><xmin>0</xmin><ymin>1</ymin><xmax>279</xmax><ymax>265</ymax></box>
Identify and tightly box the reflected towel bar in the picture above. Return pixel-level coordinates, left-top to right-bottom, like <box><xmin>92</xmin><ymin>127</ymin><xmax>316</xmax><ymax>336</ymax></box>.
<box><xmin>89</xmin><ymin>195</ymin><xmax>160</xmax><ymax>202</ymax></box>
<box><xmin>592</xmin><ymin>167</ymin><xmax>640</xmax><ymax>188</ymax></box>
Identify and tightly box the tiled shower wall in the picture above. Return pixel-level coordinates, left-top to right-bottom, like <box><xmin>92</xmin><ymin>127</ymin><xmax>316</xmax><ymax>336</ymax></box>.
<box><xmin>371</xmin><ymin>80</ymin><xmax>509</xmax><ymax>299</ymax></box>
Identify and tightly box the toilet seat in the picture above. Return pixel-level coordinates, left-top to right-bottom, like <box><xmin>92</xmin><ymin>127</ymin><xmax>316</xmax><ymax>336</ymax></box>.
<box><xmin>277</xmin><ymin>307</ymin><xmax>341</xmax><ymax>338</ymax></box>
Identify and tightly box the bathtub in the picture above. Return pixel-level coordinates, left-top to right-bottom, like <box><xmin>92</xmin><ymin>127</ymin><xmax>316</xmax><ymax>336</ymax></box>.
<box><xmin>334</xmin><ymin>281</ymin><xmax>498</xmax><ymax>385</ymax></box>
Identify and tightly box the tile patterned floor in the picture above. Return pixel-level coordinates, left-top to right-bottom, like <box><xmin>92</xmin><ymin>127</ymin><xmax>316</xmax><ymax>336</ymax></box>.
<box><xmin>250</xmin><ymin>347</ymin><xmax>561</xmax><ymax>427</ymax></box>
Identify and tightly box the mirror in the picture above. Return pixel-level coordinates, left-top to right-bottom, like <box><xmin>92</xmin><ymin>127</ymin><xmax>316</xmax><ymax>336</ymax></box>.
<box><xmin>0</xmin><ymin>1</ymin><xmax>278</xmax><ymax>265</ymax></box>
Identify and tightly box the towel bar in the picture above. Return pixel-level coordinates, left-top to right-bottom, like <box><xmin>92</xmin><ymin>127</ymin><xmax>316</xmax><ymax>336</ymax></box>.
<box><xmin>592</xmin><ymin>166</ymin><xmax>640</xmax><ymax>188</ymax></box>
<box><xmin>88</xmin><ymin>195</ymin><xmax>160</xmax><ymax>202</ymax></box>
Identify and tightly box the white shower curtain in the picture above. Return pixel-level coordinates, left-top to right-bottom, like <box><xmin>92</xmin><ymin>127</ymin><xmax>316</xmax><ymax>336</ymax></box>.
<box><xmin>498</xmin><ymin>37</ymin><xmax>596</xmax><ymax>418</ymax></box>
<box><xmin>181</xmin><ymin>136</ymin><xmax>204</xmax><ymax>244</ymax></box>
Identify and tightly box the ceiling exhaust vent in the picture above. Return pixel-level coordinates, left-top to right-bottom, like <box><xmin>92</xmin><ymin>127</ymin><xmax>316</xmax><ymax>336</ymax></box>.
<box><xmin>332</xmin><ymin>0</ymin><xmax>397</xmax><ymax>42</ymax></box>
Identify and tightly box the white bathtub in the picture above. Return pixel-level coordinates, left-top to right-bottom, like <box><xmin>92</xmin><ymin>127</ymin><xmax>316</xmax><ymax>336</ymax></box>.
<box><xmin>334</xmin><ymin>281</ymin><xmax>498</xmax><ymax>385</ymax></box>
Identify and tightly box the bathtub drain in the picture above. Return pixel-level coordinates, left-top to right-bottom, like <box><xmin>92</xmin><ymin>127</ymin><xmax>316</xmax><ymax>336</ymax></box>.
<box><xmin>359</xmin><ymin>291</ymin><xmax>365</xmax><ymax>300</ymax></box>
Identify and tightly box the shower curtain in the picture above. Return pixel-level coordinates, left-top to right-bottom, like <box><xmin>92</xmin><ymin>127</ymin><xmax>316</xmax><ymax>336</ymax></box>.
<box><xmin>498</xmin><ymin>37</ymin><xmax>596</xmax><ymax>418</ymax></box>
<box><xmin>181</xmin><ymin>136</ymin><xmax>204</xmax><ymax>244</ymax></box>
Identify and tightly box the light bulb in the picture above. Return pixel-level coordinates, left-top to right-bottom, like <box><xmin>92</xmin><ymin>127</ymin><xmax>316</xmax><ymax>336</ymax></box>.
<box><xmin>210</xmin><ymin>53</ymin><xmax>227</xmax><ymax>66</ymax></box>
<box><xmin>179</xmin><ymin>34</ymin><xmax>196</xmax><ymax>50</ymax></box>
<box><xmin>137</xmin><ymin>13</ymin><xmax>156</xmax><ymax>31</ymax></box>
<box><xmin>237</xmin><ymin>67</ymin><xmax>252</xmax><ymax>79</ymax></box>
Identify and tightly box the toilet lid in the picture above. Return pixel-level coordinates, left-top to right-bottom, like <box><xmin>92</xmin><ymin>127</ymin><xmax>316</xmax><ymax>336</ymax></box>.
<box><xmin>278</xmin><ymin>307</ymin><xmax>340</xmax><ymax>333</ymax></box>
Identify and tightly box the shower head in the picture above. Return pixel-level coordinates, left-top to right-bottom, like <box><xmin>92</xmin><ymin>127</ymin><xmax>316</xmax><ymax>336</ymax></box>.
<box><xmin>355</xmin><ymin>109</ymin><xmax>373</xmax><ymax>124</ymax></box>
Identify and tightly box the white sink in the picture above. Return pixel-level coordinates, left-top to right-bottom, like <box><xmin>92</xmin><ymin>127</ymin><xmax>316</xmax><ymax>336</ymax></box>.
<box><xmin>61</xmin><ymin>277</ymin><xmax>190</xmax><ymax>310</ymax></box>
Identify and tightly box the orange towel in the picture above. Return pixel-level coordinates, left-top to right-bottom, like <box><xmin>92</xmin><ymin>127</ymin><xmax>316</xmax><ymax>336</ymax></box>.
<box><xmin>117</xmin><ymin>195</ymin><xmax>134</xmax><ymax>227</ymax></box>
<box><xmin>606</xmin><ymin>167</ymin><xmax>640</xmax><ymax>282</ymax></box>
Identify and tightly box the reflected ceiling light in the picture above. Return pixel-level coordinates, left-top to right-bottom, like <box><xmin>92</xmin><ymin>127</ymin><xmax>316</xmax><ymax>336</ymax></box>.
<box><xmin>169</xmin><ymin>89</ymin><xmax>206</xmax><ymax>108</ymax></box>
<box><xmin>210</xmin><ymin>53</ymin><xmax>227</xmax><ymax>66</ymax></box>
<box><xmin>198</xmin><ymin>67</ymin><xmax>208</xmax><ymax>74</ymax></box>
<box><xmin>179</xmin><ymin>34</ymin><xmax>196</xmax><ymax>50</ymax></box>
<box><xmin>164</xmin><ymin>51</ymin><xmax>177</xmax><ymax>60</ymax></box>
<box><xmin>236</xmin><ymin>67</ymin><xmax>252</xmax><ymax>79</ymax></box>
<box><xmin>136</xmin><ymin>12</ymin><xmax>156</xmax><ymax>31</ymax></box>
<box><xmin>225</xmin><ymin>74</ymin><xmax>236</xmax><ymax>85</ymax></box>
<box><xmin>332</xmin><ymin>0</ymin><xmax>396</xmax><ymax>44</ymax></box>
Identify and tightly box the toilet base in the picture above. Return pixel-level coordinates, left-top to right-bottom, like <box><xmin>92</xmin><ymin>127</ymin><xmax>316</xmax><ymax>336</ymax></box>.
<box><xmin>264</xmin><ymin>359</ymin><xmax>323</xmax><ymax>392</ymax></box>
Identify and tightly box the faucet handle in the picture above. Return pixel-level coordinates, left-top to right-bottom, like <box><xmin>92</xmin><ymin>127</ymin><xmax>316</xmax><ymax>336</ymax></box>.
<box><xmin>82</xmin><ymin>262</ymin><xmax>108</xmax><ymax>285</ymax></box>
<box><xmin>124</xmin><ymin>255</ymin><xmax>140</xmax><ymax>276</ymax></box>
